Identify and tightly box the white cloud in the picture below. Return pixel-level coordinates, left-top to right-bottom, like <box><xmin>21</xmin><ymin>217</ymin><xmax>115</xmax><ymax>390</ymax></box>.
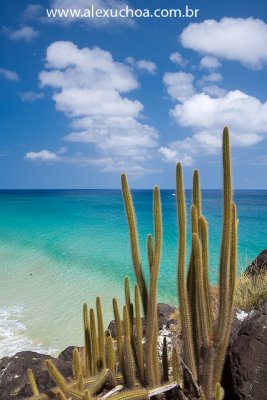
<box><xmin>36</xmin><ymin>41</ymin><xmax>159</xmax><ymax>172</ymax></box>
<box><xmin>0</xmin><ymin>68</ymin><xmax>19</xmax><ymax>81</ymax></box>
<box><xmin>136</xmin><ymin>60</ymin><xmax>157</xmax><ymax>74</ymax></box>
<box><xmin>201</xmin><ymin>85</ymin><xmax>226</xmax><ymax>97</ymax></box>
<box><xmin>2</xmin><ymin>25</ymin><xmax>39</xmax><ymax>42</ymax></box>
<box><xmin>200</xmin><ymin>56</ymin><xmax>221</xmax><ymax>70</ymax></box>
<box><xmin>20</xmin><ymin>91</ymin><xmax>44</xmax><ymax>102</ymax></box>
<box><xmin>181</xmin><ymin>17</ymin><xmax>267</xmax><ymax>69</ymax></box>
<box><xmin>161</xmin><ymin>90</ymin><xmax>267</xmax><ymax>165</ymax></box>
<box><xmin>200</xmin><ymin>72</ymin><xmax>222</xmax><ymax>83</ymax></box>
<box><xmin>163</xmin><ymin>72</ymin><xmax>195</xmax><ymax>102</ymax></box>
<box><xmin>125</xmin><ymin>57</ymin><xmax>157</xmax><ymax>74</ymax></box>
<box><xmin>159</xmin><ymin>146</ymin><xmax>193</xmax><ymax>166</ymax></box>
<box><xmin>169</xmin><ymin>52</ymin><xmax>187</xmax><ymax>67</ymax></box>
<box><xmin>25</xmin><ymin>150</ymin><xmax>59</xmax><ymax>161</ymax></box>
<box><xmin>23</xmin><ymin>4</ymin><xmax>44</xmax><ymax>19</ymax></box>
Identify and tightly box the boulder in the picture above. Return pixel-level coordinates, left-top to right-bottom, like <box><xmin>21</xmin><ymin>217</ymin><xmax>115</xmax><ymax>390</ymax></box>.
<box><xmin>0</xmin><ymin>351</ymin><xmax>72</xmax><ymax>400</ymax></box>
<box><xmin>157</xmin><ymin>303</ymin><xmax>176</xmax><ymax>329</ymax></box>
<box><xmin>108</xmin><ymin>302</ymin><xmax>176</xmax><ymax>338</ymax></box>
<box><xmin>245</xmin><ymin>249</ymin><xmax>267</xmax><ymax>276</ymax></box>
<box><xmin>58</xmin><ymin>345</ymin><xmax>82</xmax><ymax>362</ymax></box>
<box><xmin>222</xmin><ymin>302</ymin><xmax>267</xmax><ymax>399</ymax></box>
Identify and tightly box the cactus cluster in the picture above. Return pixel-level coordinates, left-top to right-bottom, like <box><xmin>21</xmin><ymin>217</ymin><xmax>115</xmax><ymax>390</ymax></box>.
<box><xmin>27</xmin><ymin>128</ymin><xmax>237</xmax><ymax>400</ymax></box>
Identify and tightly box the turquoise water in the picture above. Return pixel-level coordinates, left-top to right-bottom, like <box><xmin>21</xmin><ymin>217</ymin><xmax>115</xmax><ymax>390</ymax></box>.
<box><xmin>0</xmin><ymin>189</ymin><xmax>266</xmax><ymax>357</ymax></box>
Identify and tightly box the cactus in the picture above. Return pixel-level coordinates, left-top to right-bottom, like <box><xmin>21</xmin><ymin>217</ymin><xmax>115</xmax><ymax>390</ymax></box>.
<box><xmin>27</xmin><ymin>369</ymin><xmax>39</xmax><ymax>396</ymax></box>
<box><xmin>112</xmin><ymin>298</ymin><xmax>123</xmax><ymax>367</ymax></box>
<box><xmin>56</xmin><ymin>391</ymin><xmax>68</xmax><ymax>400</ymax></box>
<box><xmin>96</xmin><ymin>297</ymin><xmax>105</xmax><ymax>369</ymax></box>
<box><xmin>122</xmin><ymin>305</ymin><xmax>136</xmax><ymax>388</ymax></box>
<box><xmin>27</xmin><ymin>128</ymin><xmax>237</xmax><ymax>400</ymax></box>
<box><xmin>83</xmin><ymin>303</ymin><xmax>92</xmax><ymax>377</ymax></box>
<box><xmin>162</xmin><ymin>337</ymin><xmax>169</xmax><ymax>382</ymax></box>
<box><xmin>175</xmin><ymin>127</ymin><xmax>237</xmax><ymax>399</ymax></box>
<box><xmin>176</xmin><ymin>162</ymin><xmax>197</xmax><ymax>379</ymax></box>
<box><xmin>90</xmin><ymin>308</ymin><xmax>99</xmax><ymax>376</ymax></box>
<box><xmin>121</xmin><ymin>173</ymin><xmax>148</xmax><ymax>314</ymax></box>
<box><xmin>73</xmin><ymin>348</ymin><xmax>82</xmax><ymax>380</ymax></box>
<box><xmin>171</xmin><ymin>348</ymin><xmax>182</xmax><ymax>385</ymax></box>
<box><xmin>134</xmin><ymin>284</ymin><xmax>145</xmax><ymax>385</ymax></box>
<box><xmin>106</xmin><ymin>335</ymin><xmax>116</xmax><ymax>372</ymax></box>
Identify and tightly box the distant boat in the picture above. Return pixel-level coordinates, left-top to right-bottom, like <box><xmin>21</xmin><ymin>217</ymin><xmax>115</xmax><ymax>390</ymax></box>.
<box><xmin>172</xmin><ymin>193</ymin><xmax>176</xmax><ymax>196</ymax></box>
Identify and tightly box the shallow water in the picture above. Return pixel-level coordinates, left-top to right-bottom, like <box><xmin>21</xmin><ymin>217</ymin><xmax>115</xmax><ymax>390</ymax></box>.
<box><xmin>0</xmin><ymin>189</ymin><xmax>266</xmax><ymax>357</ymax></box>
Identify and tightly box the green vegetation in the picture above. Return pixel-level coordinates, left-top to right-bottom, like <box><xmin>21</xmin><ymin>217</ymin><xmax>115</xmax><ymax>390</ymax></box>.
<box><xmin>235</xmin><ymin>270</ymin><xmax>267</xmax><ymax>310</ymax></box>
<box><xmin>27</xmin><ymin>128</ymin><xmax>237</xmax><ymax>400</ymax></box>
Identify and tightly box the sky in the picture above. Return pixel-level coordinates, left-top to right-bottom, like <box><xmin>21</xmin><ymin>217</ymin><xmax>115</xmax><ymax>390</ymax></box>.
<box><xmin>1</xmin><ymin>0</ymin><xmax>267</xmax><ymax>189</ymax></box>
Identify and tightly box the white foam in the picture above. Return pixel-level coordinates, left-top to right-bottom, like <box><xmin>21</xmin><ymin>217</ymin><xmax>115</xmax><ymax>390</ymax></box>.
<box><xmin>0</xmin><ymin>305</ymin><xmax>59</xmax><ymax>358</ymax></box>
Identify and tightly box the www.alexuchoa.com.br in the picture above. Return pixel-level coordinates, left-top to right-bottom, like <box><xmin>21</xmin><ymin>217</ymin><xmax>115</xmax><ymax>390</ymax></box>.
<box><xmin>46</xmin><ymin>5</ymin><xmax>200</xmax><ymax>19</ymax></box>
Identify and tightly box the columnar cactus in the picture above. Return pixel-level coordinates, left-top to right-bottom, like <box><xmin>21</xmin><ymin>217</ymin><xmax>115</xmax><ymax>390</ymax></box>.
<box><xmin>27</xmin><ymin>128</ymin><xmax>236</xmax><ymax>400</ymax></box>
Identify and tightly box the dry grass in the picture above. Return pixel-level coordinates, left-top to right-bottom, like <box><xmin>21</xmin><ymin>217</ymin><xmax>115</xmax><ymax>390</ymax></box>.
<box><xmin>169</xmin><ymin>271</ymin><xmax>267</xmax><ymax>334</ymax></box>
<box><xmin>234</xmin><ymin>271</ymin><xmax>267</xmax><ymax>310</ymax></box>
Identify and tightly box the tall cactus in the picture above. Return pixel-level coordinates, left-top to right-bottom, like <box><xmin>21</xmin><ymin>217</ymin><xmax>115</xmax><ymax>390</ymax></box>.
<box><xmin>176</xmin><ymin>127</ymin><xmax>237</xmax><ymax>399</ymax></box>
<box><xmin>27</xmin><ymin>128</ymin><xmax>236</xmax><ymax>400</ymax></box>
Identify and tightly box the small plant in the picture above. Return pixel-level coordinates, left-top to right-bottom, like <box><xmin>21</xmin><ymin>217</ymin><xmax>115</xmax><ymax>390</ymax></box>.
<box><xmin>27</xmin><ymin>128</ymin><xmax>237</xmax><ymax>400</ymax></box>
<box><xmin>234</xmin><ymin>270</ymin><xmax>267</xmax><ymax>310</ymax></box>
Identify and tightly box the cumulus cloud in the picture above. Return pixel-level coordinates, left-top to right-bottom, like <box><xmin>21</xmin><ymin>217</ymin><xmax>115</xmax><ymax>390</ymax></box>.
<box><xmin>135</xmin><ymin>60</ymin><xmax>157</xmax><ymax>74</ymax></box>
<box><xmin>35</xmin><ymin>41</ymin><xmax>159</xmax><ymax>172</ymax></box>
<box><xmin>201</xmin><ymin>85</ymin><xmax>226</xmax><ymax>97</ymax></box>
<box><xmin>25</xmin><ymin>150</ymin><xmax>59</xmax><ymax>161</ymax></box>
<box><xmin>169</xmin><ymin>52</ymin><xmax>187</xmax><ymax>67</ymax></box>
<box><xmin>200</xmin><ymin>56</ymin><xmax>221</xmax><ymax>70</ymax></box>
<box><xmin>160</xmin><ymin>90</ymin><xmax>267</xmax><ymax>164</ymax></box>
<box><xmin>20</xmin><ymin>91</ymin><xmax>44</xmax><ymax>102</ymax></box>
<box><xmin>2</xmin><ymin>25</ymin><xmax>39</xmax><ymax>42</ymax></box>
<box><xmin>163</xmin><ymin>72</ymin><xmax>195</xmax><ymax>103</ymax></box>
<box><xmin>181</xmin><ymin>17</ymin><xmax>267</xmax><ymax>69</ymax></box>
<box><xmin>0</xmin><ymin>68</ymin><xmax>19</xmax><ymax>81</ymax></box>
<box><xmin>125</xmin><ymin>57</ymin><xmax>157</xmax><ymax>74</ymax></box>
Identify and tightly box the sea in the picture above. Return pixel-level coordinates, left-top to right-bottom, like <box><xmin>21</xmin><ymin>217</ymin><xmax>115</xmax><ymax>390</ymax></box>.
<box><xmin>0</xmin><ymin>189</ymin><xmax>266</xmax><ymax>358</ymax></box>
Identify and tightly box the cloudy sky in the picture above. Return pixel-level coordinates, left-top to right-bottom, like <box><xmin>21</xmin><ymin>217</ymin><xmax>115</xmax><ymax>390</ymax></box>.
<box><xmin>1</xmin><ymin>0</ymin><xmax>267</xmax><ymax>188</ymax></box>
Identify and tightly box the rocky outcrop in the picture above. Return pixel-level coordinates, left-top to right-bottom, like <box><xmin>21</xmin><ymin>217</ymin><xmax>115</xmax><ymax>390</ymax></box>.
<box><xmin>222</xmin><ymin>301</ymin><xmax>267</xmax><ymax>400</ymax></box>
<box><xmin>0</xmin><ymin>351</ymin><xmax>72</xmax><ymax>400</ymax></box>
<box><xmin>108</xmin><ymin>302</ymin><xmax>176</xmax><ymax>338</ymax></box>
<box><xmin>0</xmin><ymin>301</ymin><xmax>266</xmax><ymax>399</ymax></box>
<box><xmin>245</xmin><ymin>249</ymin><xmax>267</xmax><ymax>276</ymax></box>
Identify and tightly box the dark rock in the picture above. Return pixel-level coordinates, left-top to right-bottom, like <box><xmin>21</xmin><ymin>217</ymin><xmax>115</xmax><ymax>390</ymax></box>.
<box><xmin>107</xmin><ymin>319</ymin><xmax>118</xmax><ymax>339</ymax></box>
<box><xmin>58</xmin><ymin>345</ymin><xmax>82</xmax><ymax>362</ymax></box>
<box><xmin>245</xmin><ymin>249</ymin><xmax>267</xmax><ymax>276</ymax></box>
<box><xmin>0</xmin><ymin>351</ymin><xmax>72</xmax><ymax>400</ymax></box>
<box><xmin>108</xmin><ymin>302</ymin><xmax>176</xmax><ymax>338</ymax></box>
<box><xmin>259</xmin><ymin>300</ymin><xmax>267</xmax><ymax>315</ymax></box>
<box><xmin>222</xmin><ymin>305</ymin><xmax>267</xmax><ymax>400</ymax></box>
<box><xmin>157</xmin><ymin>303</ymin><xmax>176</xmax><ymax>329</ymax></box>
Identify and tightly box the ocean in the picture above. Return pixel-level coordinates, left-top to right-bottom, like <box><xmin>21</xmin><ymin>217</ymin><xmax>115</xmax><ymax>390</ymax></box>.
<box><xmin>0</xmin><ymin>189</ymin><xmax>266</xmax><ymax>358</ymax></box>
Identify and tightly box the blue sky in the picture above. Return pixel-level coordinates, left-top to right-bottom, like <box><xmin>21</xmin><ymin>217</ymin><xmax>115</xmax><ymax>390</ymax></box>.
<box><xmin>1</xmin><ymin>0</ymin><xmax>267</xmax><ymax>189</ymax></box>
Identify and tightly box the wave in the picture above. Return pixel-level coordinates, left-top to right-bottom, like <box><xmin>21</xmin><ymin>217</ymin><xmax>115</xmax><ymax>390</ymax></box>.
<box><xmin>0</xmin><ymin>305</ymin><xmax>59</xmax><ymax>359</ymax></box>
